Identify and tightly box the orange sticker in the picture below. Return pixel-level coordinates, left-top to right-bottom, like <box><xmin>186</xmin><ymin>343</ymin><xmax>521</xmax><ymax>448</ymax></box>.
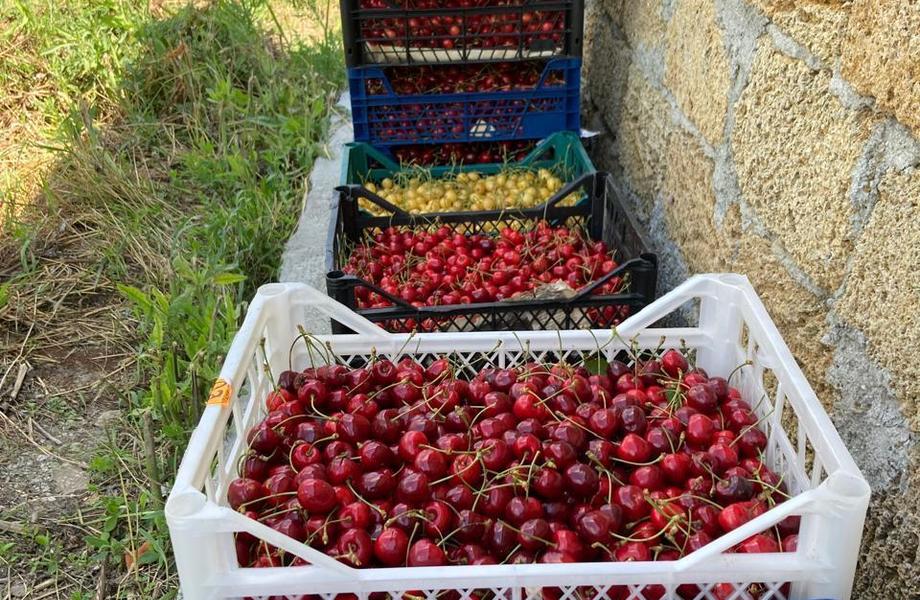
<box><xmin>207</xmin><ymin>378</ymin><xmax>232</xmax><ymax>406</ymax></box>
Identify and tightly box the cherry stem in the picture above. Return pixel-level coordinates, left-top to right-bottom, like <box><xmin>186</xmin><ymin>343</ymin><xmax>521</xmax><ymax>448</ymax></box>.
<box><xmin>344</xmin><ymin>482</ymin><xmax>386</xmax><ymax>516</ymax></box>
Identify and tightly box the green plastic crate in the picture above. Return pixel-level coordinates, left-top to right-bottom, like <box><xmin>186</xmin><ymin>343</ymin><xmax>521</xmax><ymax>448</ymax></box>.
<box><xmin>339</xmin><ymin>131</ymin><xmax>596</xmax><ymax>187</ymax></box>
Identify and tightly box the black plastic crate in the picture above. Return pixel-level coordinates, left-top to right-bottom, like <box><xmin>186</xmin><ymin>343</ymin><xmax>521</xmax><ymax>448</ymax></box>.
<box><xmin>325</xmin><ymin>171</ymin><xmax>657</xmax><ymax>333</ymax></box>
<box><xmin>341</xmin><ymin>0</ymin><xmax>584</xmax><ymax>67</ymax></box>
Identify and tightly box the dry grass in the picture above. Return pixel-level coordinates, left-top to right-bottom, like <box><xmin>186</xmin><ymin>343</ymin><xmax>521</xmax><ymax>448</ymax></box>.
<box><xmin>0</xmin><ymin>0</ymin><xmax>343</xmax><ymax>596</ymax></box>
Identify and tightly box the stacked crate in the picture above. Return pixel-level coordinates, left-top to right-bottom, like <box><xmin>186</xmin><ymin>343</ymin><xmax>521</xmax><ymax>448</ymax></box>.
<box><xmin>332</xmin><ymin>0</ymin><xmax>658</xmax><ymax>333</ymax></box>
<box><xmin>341</xmin><ymin>0</ymin><xmax>585</xmax><ymax>158</ymax></box>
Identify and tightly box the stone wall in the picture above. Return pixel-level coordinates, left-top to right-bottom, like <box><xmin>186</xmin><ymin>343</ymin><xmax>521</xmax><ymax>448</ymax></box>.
<box><xmin>581</xmin><ymin>0</ymin><xmax>920</xmax><ymax>596</ymax></box>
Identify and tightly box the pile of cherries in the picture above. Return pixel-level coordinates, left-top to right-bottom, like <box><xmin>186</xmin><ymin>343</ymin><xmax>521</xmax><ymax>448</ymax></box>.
<box><xmin>229</xmin><ymin>348</ymin><xmax>798</xmax><ymax>599</ymax></box>
<box><xmin>363</xmin><ymin>62</ymin><xmax>563</xmax><ymax>143</ymax></box>
<box><xmin>367</xmin><ymin>99</ymin><xmax>560</xmax><ymax>144</ymax></box>
<box><xmin>343</xmin><ymin>222</ymin><xmax>628</xmax><ymax>331</ymax></box>
<box><xmin>358</xmin><ymin>2</ymin><xmax>565</xmax><ymax>52</ymax></box>
<box><xmin>368</xmin><ymin>62</ymin><xmax>563</xmax><ymax>95</ymax></box>
<box><xmin>392</xmin><ymin>140</ymin><xmax>534</xmax><ymax>165</ymax></box>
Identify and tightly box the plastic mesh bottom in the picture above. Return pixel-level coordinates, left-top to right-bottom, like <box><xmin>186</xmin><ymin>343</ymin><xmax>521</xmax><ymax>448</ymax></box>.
<box><xmin>239</xmin><ymin>582</ymin><xmax>791</xmax><ymax>600</ymax></box>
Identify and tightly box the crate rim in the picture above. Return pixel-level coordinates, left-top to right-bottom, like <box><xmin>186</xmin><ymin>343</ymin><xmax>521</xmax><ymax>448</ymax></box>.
<box><xmin>339</xmin><ymin>130</ymin><xmax>593</xmax><ymax>186</ymax></box>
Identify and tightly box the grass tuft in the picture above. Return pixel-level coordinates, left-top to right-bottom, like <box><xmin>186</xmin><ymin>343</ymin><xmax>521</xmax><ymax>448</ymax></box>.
<box><xmin>0</xmin><ymin>0</ymin><xmax>343</xmax><ymax>596</ymax></box>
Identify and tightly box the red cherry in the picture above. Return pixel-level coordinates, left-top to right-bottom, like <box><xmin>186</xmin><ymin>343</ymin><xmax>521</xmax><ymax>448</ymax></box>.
<box><xmin>518</xmin><ymin>518</ymin><xmax>551</xmax><ymax>551</ymax></box>
<box><xmin>326</xmin><ymin>455</ymin><xmax>359</xmax><ymax>485</ymax></box>
<box><xmin>423</xmin><ymin>501</ymin><xmax>453</xmax><ymax>538</ymax></box>
<box><xmin>615</xmin><ymin>541</ymin><xmax>650</xmax><ymax>562</ymax></box>
<box><xmin>228</xmin><ymin>478</ymin><xmax>267</xmax><ymax>511</ymax></box>
<box><xmin>660</xmin><ymin>452</ymin><xmax>692</xmax><ymax>483</ymax></box>
<box><xmin>686</xmin><ymin>413</ymin><xmax>715</xmax><ymax>445</ymax></box>
<box><xmin>533</xmin><ymin>467</ymin><xmax>565</xmax><ymax>500</ymax></box>
<box><xmin>414</xmin><ymin>448</ymin><xmax>448</xmax><ymax>477</ymax></box>
<box><xmin>488</xmin><ymin>519</ymin><xmax>518</xmax><ymax>555</ymax></box>
<box><xmin>660</xmin><ymin>349</ymin><xmax>689</xmax><ymax>378</ymax></box>
<box><xmin>335</xmin><ymin>528</ymin><xmax>373</xmax><ymax>567</ymax></box>
<box><xmin>444</xmin><ymin>483</ymin><xmax>475</xmax><ymax>510</ymax></box>
<box><xmin>359</xmin><ymin>440</ymin><xmax>395</xmax><ymax>470</ymax></box>
<box><xmin>357</xmin><ymin>469</ymin><xmax>396</xmax><ymax>500</ymax></box>
<box><xmin>543</xmin><ymin>439</ymin><xmax>576</xmax><ymax>468</ymax></box>
<box><xmin>505</xmin><ymin>496</ymin><xmax>543</xmax><ymax>525</ymax></box>
<box><xmin>575</xmin><ymin>510</ymin><xmax>612</xmax><ymax>544</ymax></box>
<box><xmin>297</xmin><ymin>478</ymin><xmax>336</xmax><ymax>513</ymax></box>
<box><xmin>718</xmin><ymin>500</ymin><xmax>766</xmax><ymax>532</ymax></box>
<box><xmin>616</xmin><ymin>433</ymin><xmax>652</xmax><ymax>463</ymax></box>
<box><xmin>398</xmin><ymin>430</ymin><xmax>429</xmax><ymax>462</ymax></box>
<box><xmin>340</xmin><ymin>501</ymin><xmax>373</xmax><ymax>530</ymax></box>
<box><xmin>708</xmin><ymin>442</ymin><xmax>740</xmax><ymax>473</ymax></box>
<box><xmin>564</xmin><ymin>463</ymin><xmax>599</xmax><ymax>497</ymax></box>
<box><xmin>738</xmin><ymin>533</ymin><xmax>780</xmax><ymax>553</ymax></box>
<box><xmin>450</xmin><ymin>453</ymin><xmax>483</xmax><ymax>487</ymax></box>
<box><xmin>374</xmin><ymin>527</ymin><xmax>409</xmax><ymax>566</ymax></box>
<box><xmin>613</xmin><ymin>484</ymin><xmax>650</xmax><ymax>522</ymax></box>
<box><xmin>407</xmin><ymin>539</ymin><xmax>447</xmax><ymax>566</ymax></box>
<box><xmin>247</xmin><ymin>424</ymin><xmax>282</xmax><ymax>454</ymax></box>
<box><xmin>685</xmin><ymin>384</ymin><xmax>717</xmax><ymax>413</ymax></box>
<box><xmin>588</xmin><ymin>408</ymin><xmax>621</xmax><ymax>437</ymax></box>
<box><xmin>336</xmin><ymin>413</ymin><xmax>371</xmax><ymax>443</ymax></box>
<box><xmin>481</xmin><ymin>485</ymin><xmax>514</xmax><ymax>518</ymax></box>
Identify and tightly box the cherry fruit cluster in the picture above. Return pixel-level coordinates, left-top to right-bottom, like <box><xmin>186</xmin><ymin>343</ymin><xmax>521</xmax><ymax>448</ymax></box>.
<box><xmin>229</xmin><ymin>348</ymin><xmax>797</xmax><ymax>599</ymax></box>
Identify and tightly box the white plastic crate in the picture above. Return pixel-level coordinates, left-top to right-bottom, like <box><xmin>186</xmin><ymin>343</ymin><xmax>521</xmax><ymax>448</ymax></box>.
<box><xmin>166</xmin><ymin>274</ymin><xmax>870</xmax><ymax>600</ymax></box>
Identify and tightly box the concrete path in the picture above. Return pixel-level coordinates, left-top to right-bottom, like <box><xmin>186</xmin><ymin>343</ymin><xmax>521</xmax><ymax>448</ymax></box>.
<box><xmin>279</xmin><ymin>94</ymin><xmax>352</xmax><ymax>334</ymax></box>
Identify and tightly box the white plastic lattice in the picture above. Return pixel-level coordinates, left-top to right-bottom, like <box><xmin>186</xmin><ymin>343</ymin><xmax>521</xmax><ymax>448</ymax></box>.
<box><xmin>167</xmin><ymin>275</ymin><xmax>870</xmax><ymax>600</ymax></box>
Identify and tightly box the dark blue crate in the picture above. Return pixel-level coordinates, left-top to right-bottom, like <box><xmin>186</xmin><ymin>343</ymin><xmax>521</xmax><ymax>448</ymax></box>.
<box><xmin>348</xmin><ymin>57</ymin><xmax>581</xmax><ymax>148</ymax></box>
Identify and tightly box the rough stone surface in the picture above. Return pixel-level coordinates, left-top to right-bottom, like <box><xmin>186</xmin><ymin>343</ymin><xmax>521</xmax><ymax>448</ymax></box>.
<box><xmin>52</xmin><ymin>463</ymin><xmax>89</xmax><ymax>496</ymax></box>
<box><xmin>609</xmin><ymin>0</ymin><xmax>666</xmax><ymax>49</ymax></box>
<box><xmin>852</xmin><ymin>450</ymin><xmax>920</xmax><ymax>599</ymax></box>
<box><xmin>835</xmin><ymin>168</ymin><xmax>920</xmax><ymax>425</ymax></box>
<box><xmin>728</xmin><ymin>232</ymin><xmax>836</xmax><ymax>404</ymax></box>
<box><xmin>731</xmin><ymin>40</ymin><xmax>871</xmax><ymax>292</ymax></box>
<box><xmin>841</xmin><ymin>0</ymin><xmax>920</xmax><ymax>137</ymax></box>
<box><xmin>826</xmin><ymin>324</ymin><xmax>913</xmax><ymax>491</ymax></box>
<box><xmin>661</xmin><ymin>130</ymin><xmax>734</xmax><ymax>270</ymax></box>
<box><xmin>582</xmin><ymin>2</ymin><xmax>631</xmax><ymax>133</ymax></box>
<box><xmin>616</xmin><ymin>64</ymin><xmax>674</xmax><ymax>217</ymax></box>
<box><xmin>748</xmin><ymin>0</ymin><xmax>851</xmax><ymax>66</ymax></box>
<box><xmin>664</xmin><ymin>0</ymin><xmax>731</xmax><ymax>145</ymax></box>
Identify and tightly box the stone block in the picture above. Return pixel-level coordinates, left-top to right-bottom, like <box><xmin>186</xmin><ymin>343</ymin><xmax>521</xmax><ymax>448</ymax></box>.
<box><xmin>730</xmin><ymin>232</ymin><xmax>836</xmax><ymax>405</ymax></box>
<box><xmin>609</xmin><ymin>0</ymin><xmax>665</xmax><ymax>48</ymax></box>
<box><xmin>731</xmin><ymin>39</ymin><xmax>871</xmax><ymax>292</ymax></box>
<box><xmin>835</xmin><ymin>168</ymin><xmax>920</xmax><ymax>425</ymax></box>
<box><xmin>582</xmin><ymin>4</ymin><xmax>632</xmax><ymax>132</ymax></box>
<box><xmin>841</xmin><ymin>0</ymin><xmax>920</xmax><ymax>137</ymax></box>
<box><xmin>749</xmin><ymin>0</ymin><xmax>852</xmax><ymax>66</ymax></box>
<box><xmin>852</xmin><ymin>452</ymin><xmax>920</xmax><ymax>599</ymax></box>
<box><xmin>664</xmin><ymin>0</ymin><xmax>731</xmax><ymax>145</ymax></box>
<box><xmin>661</xmin><ymin>130</ymin><xmax>734</xmax><ymax>270</ymax></box>
<box><xmin>616</xmin><ymin>63</ymin><xmax>674</xmax><ymax>218</ymax></box>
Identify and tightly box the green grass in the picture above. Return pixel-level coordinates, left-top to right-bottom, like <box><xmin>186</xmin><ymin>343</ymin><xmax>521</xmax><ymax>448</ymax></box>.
<box><xmin>0</xmin><ymin>0</ymin><xmax>343</xmax><ymax>596</ymax></box>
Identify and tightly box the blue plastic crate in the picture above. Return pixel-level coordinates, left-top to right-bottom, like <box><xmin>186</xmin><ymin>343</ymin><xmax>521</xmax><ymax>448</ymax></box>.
<box><xmin>348</xmin><ymin>57</ymin><xmax>581</xmax><ymax>148</ymax></box>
